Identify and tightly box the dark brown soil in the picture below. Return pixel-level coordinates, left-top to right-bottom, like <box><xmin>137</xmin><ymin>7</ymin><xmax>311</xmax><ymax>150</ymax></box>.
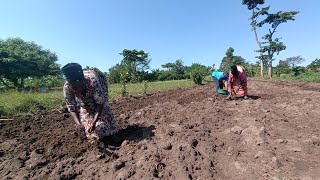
<box><xmin>1</xmin><ymin>80</ymin><xmax>320</xmax><ymax>180</ymax></box>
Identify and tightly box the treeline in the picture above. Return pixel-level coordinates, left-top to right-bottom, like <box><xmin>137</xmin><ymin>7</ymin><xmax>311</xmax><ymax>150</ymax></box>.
<box><xmin>107</xmin><ymin>49</ymin><xmax>213</xmax><ymax>85</ymax></box>
<box><xmin>1</xmin><ymin>37</ymin><xmax>320</xmax><ymax>91</ymax></box>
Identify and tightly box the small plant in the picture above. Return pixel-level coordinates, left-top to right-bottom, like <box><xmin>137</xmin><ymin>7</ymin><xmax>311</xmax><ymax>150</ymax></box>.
<box><xmin>120</xmin><ymin>71</ymin><xmax>130</xmax><ymax>97</ymax></box>
<box><xmin>121</xmin><ymin>81</ymin><xmax>128</xmax><ymax>97</ymax></box>
<box><xmin>143</xmin><ymin>80</ymin><xmax>148</xmax><ymax>94</ymax></box>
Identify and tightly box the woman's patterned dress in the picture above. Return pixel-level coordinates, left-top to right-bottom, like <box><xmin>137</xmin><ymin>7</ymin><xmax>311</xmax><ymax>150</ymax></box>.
<box><xmin>63</xmin><ymin>67</ymin><xmax>119</xmax><ymax>140</ymax></box>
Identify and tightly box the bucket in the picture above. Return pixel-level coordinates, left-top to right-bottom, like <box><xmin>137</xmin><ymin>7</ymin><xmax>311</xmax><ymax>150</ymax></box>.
<box><xmin>218</xmin><ymin>89</ymin><xmax>228</xmax><ymax>95</ymax></box>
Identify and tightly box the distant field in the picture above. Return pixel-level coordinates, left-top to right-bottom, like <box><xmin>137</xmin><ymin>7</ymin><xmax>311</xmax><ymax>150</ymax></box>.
<box><xmin>0</xmin><ymin>79</ymin><xmax>196</xmax><ymax>117</ymax></box>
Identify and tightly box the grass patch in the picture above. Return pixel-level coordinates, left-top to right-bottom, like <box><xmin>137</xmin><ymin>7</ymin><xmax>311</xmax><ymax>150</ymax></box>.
<box><xmin>0</xmin><ymin>79</ymin><xmax>196</xmax><ymax>117</ymax></box>
<box><xmin>0</xmin><ymin>91</ymin><xmax>63</xmax><ymax>117</ymax></box>
<box><xmin>108</xmin><ymin>79</ymin><xmax>195</xmax><ymax>98</ymax></box>
<box><xmin>250</xmin><ymin>72</ymin><xmax>320</xmax><ymax>83</ymax></box>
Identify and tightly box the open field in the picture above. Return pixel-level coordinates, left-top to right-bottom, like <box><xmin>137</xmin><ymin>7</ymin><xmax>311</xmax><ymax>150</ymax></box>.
<box><xmin>0</xmin><ymin>80</ymin><xmax>196</xmax><ymax>117</ymax></box>
<box><xmin>0</xmin><ymin>80</ymin><xmax>320</xmax><ymax>179</ymax></box>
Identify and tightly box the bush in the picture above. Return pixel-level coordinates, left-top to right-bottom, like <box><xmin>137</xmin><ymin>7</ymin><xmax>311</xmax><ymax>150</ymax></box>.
<box><xmin>189</xmin><ymin>63</ymin><xmax>210</xmax><ymax>85</ymax></box>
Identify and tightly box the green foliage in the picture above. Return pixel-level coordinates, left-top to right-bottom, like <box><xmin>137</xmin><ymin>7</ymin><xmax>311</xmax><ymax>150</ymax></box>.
<box><xmin>284</xmin><ymin>56</ymin><xmax>305</xmax><ymax>68</ymax></box>
<box><xmin>242</xmin><ymin>0</ymin><xmax>299</xmax><ymax>78</ymax></box>
<box><xmin>242</xmin><ymin>0</ymin><xmax>268</xmax><ymax>77</ymax></box>
<box><xmin>307</xmin><ymin>58</ymin><xmax>320</xmax><ymax>71</ymax></box>
<box><xmin>0</xmin><ymin>37</ymin><xmax>60</xmax><ymax>89</ymax></box>
<box><xmin>274</xmin><ymin>56</ymin><xmax>306</xmax><ymax>77</ymax></box>
<box><xmin>25</xmin><ymin>75</ymin><xmax>64</xmax><ymax>88</ymax></box>
<box><xmin>189</xmin><ymin>63</ymin><xmax>210</xmax><ymax>85</ymax></box>
<box><xmin>121</xmin><ymin>81</ymin><xmax>128</xmax><ymax>97</ymax></box>
<box><xmin>242</xmin><ymin>0</ymin><xmax>264</xmax><ymax>10</ymax></box>
<box><xmin>219</xmin><ymin>47</ymin><xmax>248</xmax><ymax>72</ymax></box>
<box><xmin>161</xmin><ymin>59</ymin><xmax>186</xmax><ymax>80</ymax></box>
<box><xmin>276</xmin><ymin>72</ymin><xmax>320</xmax><ymax>83</ymax></box>
<box><xmin>245</xmin><ymin>63</ymin><xmax>261</xmax><ymax>77</ymax></box>
<box><xmin>119</xmin><ymin>49</ymin><xmax>150</xmax><ymax>83</ymax></box>
<box><xmin>0</xmin><ymin>90</ymin><xmax>63</xmax><ymax>117</ymax></box>
<box><xmin>108</xmin><ymin>63</ymin><xmax>125</xmax><ymax>84</ymax></box>
<box><xmin>143</xmin><ymin>80</ymin><xmax>148</xmax><ymax>94</ymax></box>
<box><xmin>291</xmin><ymin>66</ymin><xmax>307</xmax><ymax>76</ymax></box>
<box><xmin>0</xmin><ymin>79</ymin><xmax>196</xmax><ymax>117</ymax></box>
<box><xmin>157</xmin><ymin>70</ymin><xmax>177</xmax><ymax>81</ymax></box>
<box><xmin>257</xmin><ymin>10</ymin><xmax>299</xmax><ymax>77</ymax></box>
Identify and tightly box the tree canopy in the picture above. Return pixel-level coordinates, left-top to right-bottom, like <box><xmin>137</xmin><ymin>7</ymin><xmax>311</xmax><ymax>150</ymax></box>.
<box><xmin>0</xmin><ymin>38</ymin><xmax>60</xmax><ymax>89</ymax></box>
<box><xmin>219</xmin><ymin>47</ymin><xmax>247</xmax><ymax>72</ymax></box>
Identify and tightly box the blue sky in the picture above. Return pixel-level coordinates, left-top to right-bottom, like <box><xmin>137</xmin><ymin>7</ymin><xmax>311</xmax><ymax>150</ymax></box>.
<box><xmin>0</xmin><ymin>0</ymin><xmax>319</xmax><ymax>71</ymax></box>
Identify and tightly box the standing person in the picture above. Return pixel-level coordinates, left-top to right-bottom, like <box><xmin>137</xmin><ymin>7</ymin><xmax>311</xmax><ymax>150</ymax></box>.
<box><xmin>61</xmin><ymin>63</ymin><xmax>120</xmax><ymax>142</ymax></box>
<box><xmin>226</xmin><ymin>65</ymin><xmax>248</xmax><ymax>100</ymax></box>
<box><xmin>212</xmin><ymin>71</ymin><xmax>229</xmax><ymax>94</ymax></box>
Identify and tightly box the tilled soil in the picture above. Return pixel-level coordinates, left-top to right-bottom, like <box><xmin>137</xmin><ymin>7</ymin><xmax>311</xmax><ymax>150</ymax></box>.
<box><xmin>1</xmin><ymin>80</ymin><xmax>320</xmax><ymax>180</ymax></box>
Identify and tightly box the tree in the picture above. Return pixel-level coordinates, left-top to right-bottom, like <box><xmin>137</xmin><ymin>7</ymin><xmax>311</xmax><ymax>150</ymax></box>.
<box><xmin>285</xmin><ymin>56</ymin><xmax>305</xmax><ymax>68</ymax></box>
<box><xmin>219</xmin><ymin>47</ymin><xmax>247</xmax><ymax>72</ymax></box>
<box><xmin>307</xmin><ymin>58</ymin><xmax>320</xmax><ymax>71</ymax></box>
<box><xmin>161</xmin><ymin>59</ymin><xmax>186</xmax><ymax>80</ymax></box>
<box><xmin>242</xmin><ymin>0</ymin><xmax>299</xmax><ymax>78</ymax></box>
<box><xmin>119</xmin><ymin>49</ymin><xmax>150</xmax><ymax>83</ymax></box>
<box><xmin>257</xmin><ymin>10</ymin><xmax>299</xmax><ymax>78</ymax></box>
<box><xmin>108</xmin><ymin>63</ymin><xmax>127</xmax><ymax>84</ymax></box>
<box><xmin>188</xmin><ymin>63</ymin><xmax>211</xmax><ymax>85</ymax></box>
<box><xmin>277</xmin><ymin>59</ymin><xmax>289</xmax><ymax>68</ymax></box>
<box><xmin>0</xmin><ymin>38</ymin><xmax>59</xmax><ymax>89</ymax></box>
<box><xmin>242</xmin><ymin>0</ymin><xmax>268</xmax><ymax>77</ymax></box>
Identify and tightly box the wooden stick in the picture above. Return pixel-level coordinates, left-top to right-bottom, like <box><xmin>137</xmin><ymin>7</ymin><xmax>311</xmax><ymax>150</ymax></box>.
<box><xmin>0</xmin><ymin>119</ymin><xmax>14</xmax><ymax>121</ymax></box>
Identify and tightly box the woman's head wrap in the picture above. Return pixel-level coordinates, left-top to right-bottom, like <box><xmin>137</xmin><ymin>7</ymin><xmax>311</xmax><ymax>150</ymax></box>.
<box><xmin>230</xmin><ymin>65</ymin><xmax>239</xmax><ymax>78</ymax></box>
<box><xmin>61</xmin><ymin>63</ymin><xmax>85</xmax><ymax>82</ymax></box>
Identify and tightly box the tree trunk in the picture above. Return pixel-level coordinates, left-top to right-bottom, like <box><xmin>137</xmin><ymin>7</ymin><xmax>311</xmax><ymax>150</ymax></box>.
<box><xmin>260</xmin><ymin>59</ymin><xmax>264</xmax><ymax>77</ymax></box>
<box><xmin>268</xmin><ymin>56</ymin><xmax>273</xmax><ymax>78</ymax></box>
<box><xmin>254</xmin><ymin>28</ymin><xmax>264</xmax><ymax>77</ymax></box>
<box><xmin>19</xmin><ymin>77</ymin><xmax>25</xmax><ymax>89</ymax></box>
<box><xmin>252</xmin><ymin>9</ymin><xmax>264</xmax><ymax>77</ymax></box>
<box><xmin>13</xmin><ymin>79</ymin><xmax>19</xmax><ymax>89</ymax></box>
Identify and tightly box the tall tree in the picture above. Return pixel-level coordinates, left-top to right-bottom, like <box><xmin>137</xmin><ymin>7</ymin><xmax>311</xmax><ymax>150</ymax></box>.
<box><xmin>242</xmin><ymin>0</ymin><xmax>268</xmax><ymax>77</ymax></box>
<box><xmin>258</xmin><ymin>10</ymin><xmax>299</xmax><ymax>77</ymax></box>
<box><xmin>119</xmin><ymin>49</ymin><xmax>150</xmax><ymax>82</ymax></box>
<box><xmin>0</xmin><ymin>38</ymin><xmax>59</xmax><ymax>89</ymax></box>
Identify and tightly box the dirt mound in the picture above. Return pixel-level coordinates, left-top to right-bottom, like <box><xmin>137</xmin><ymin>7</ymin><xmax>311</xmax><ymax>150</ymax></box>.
<box><xmin>1</xmin><ymin>80</ymin><xmax>320</xmax><ymax>180</ymax></box>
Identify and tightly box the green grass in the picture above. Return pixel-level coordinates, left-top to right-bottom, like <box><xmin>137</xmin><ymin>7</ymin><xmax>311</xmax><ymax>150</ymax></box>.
<box><xmin>0</xmin><ymin>79</ymin><xmax>196</xmax><ymax>117</ymax></box>
<box><xmin>250</xmin><ymin>72</ymin><xmax>320</xmax><ymax>83</ymax></box>
<box><xmin>108</xmin><ymin>79</ymin><xmax>195</xmax><ymax>98</ymax></box>
<box><xmin>0</xmin><ymin>91</ymin><xmax>63</xmax><ymax>117</ymax></box>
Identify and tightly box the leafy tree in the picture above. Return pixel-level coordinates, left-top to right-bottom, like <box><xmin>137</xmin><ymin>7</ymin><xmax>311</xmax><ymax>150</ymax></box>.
<box><xmin>188</xmin><ymin>63</ymin><xmax>210</xmax><ymax>85</ymax></box>
<box><xmin>291</xmin><ymin>66</ymin><xmax>307</xmax><ymax>76</ymax></box>
<box><xmin>285</xmin><ymin>56</ymin><xmax>305</xmax><ymax>68</ymax></box>
<box><xmin>25</xmin><ymin>75</ymin><xmax>64</xmax><ymax>89</ymax></box>
<box><xmin>157</xmin><ymin>70</ymin><xmax>177</xmax><ymax>81</ymax></box>
<box><xmin>243</xmin><ymin>0</ymin><xmax>299</xmax><ymax>78</ymax></box>
<box><xmin>119</xmin><ymin>49</ymin><xmax>150</xmax><ymax>83</ymax></box>
<box><xmin>257</xmin><ymin>10</ymin><xmax>299</xmax><ymax>77</ymax></box>
<box><xmin>274</xmin><ymin>60</ymin><xmax>291</xmax><ymax>77</ymax></box>
<box><xmin>219</xmin><ymin>47</ymin><xmax>247</xmax><ymax>72</ymax></box>
<box><xmin>108</xmin><ymin>63</ymin><xmax>127</xmax><ymax>84</ymax></box>
<box><xmin>242</xmin><ymin>0</ymin><xmax>268</xmax><ymax>77</ymax></box>
<box><xmin>277</xmin><ymin>59</ymin><xmax>289</xmax><ymax>68</ymax></box>
<box><xmin>161</xmin><ymin>59</ymin><xmax>186</xmax><ymax>80</ymax></box>
<box><xmin>307</xmin><ymin>58</ymin><xmax>320</xmax><ymax>71</ymax></box>
<box><xmin>0</xmin><ymin>38</ymin><xmax>59</xmax><ymax>89</ymax></box>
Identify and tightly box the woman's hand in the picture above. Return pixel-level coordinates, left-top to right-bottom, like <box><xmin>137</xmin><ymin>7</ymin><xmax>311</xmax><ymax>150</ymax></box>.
<box><xmin>88</xmin><ymin>123</ymin><xmax>96</xmax><ymax>133</ymax></box>
<box><xmin>88</xmin><ymin>113</ymin><xmax>100</xmax><ymax>133</ymax></box>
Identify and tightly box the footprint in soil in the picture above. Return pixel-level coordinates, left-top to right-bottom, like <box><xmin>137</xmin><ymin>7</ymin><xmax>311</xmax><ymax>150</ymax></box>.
<box><xmin>100</xmin><ymin>124</ymin><xmax>156</xmax><ymax>148</ymax></box>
